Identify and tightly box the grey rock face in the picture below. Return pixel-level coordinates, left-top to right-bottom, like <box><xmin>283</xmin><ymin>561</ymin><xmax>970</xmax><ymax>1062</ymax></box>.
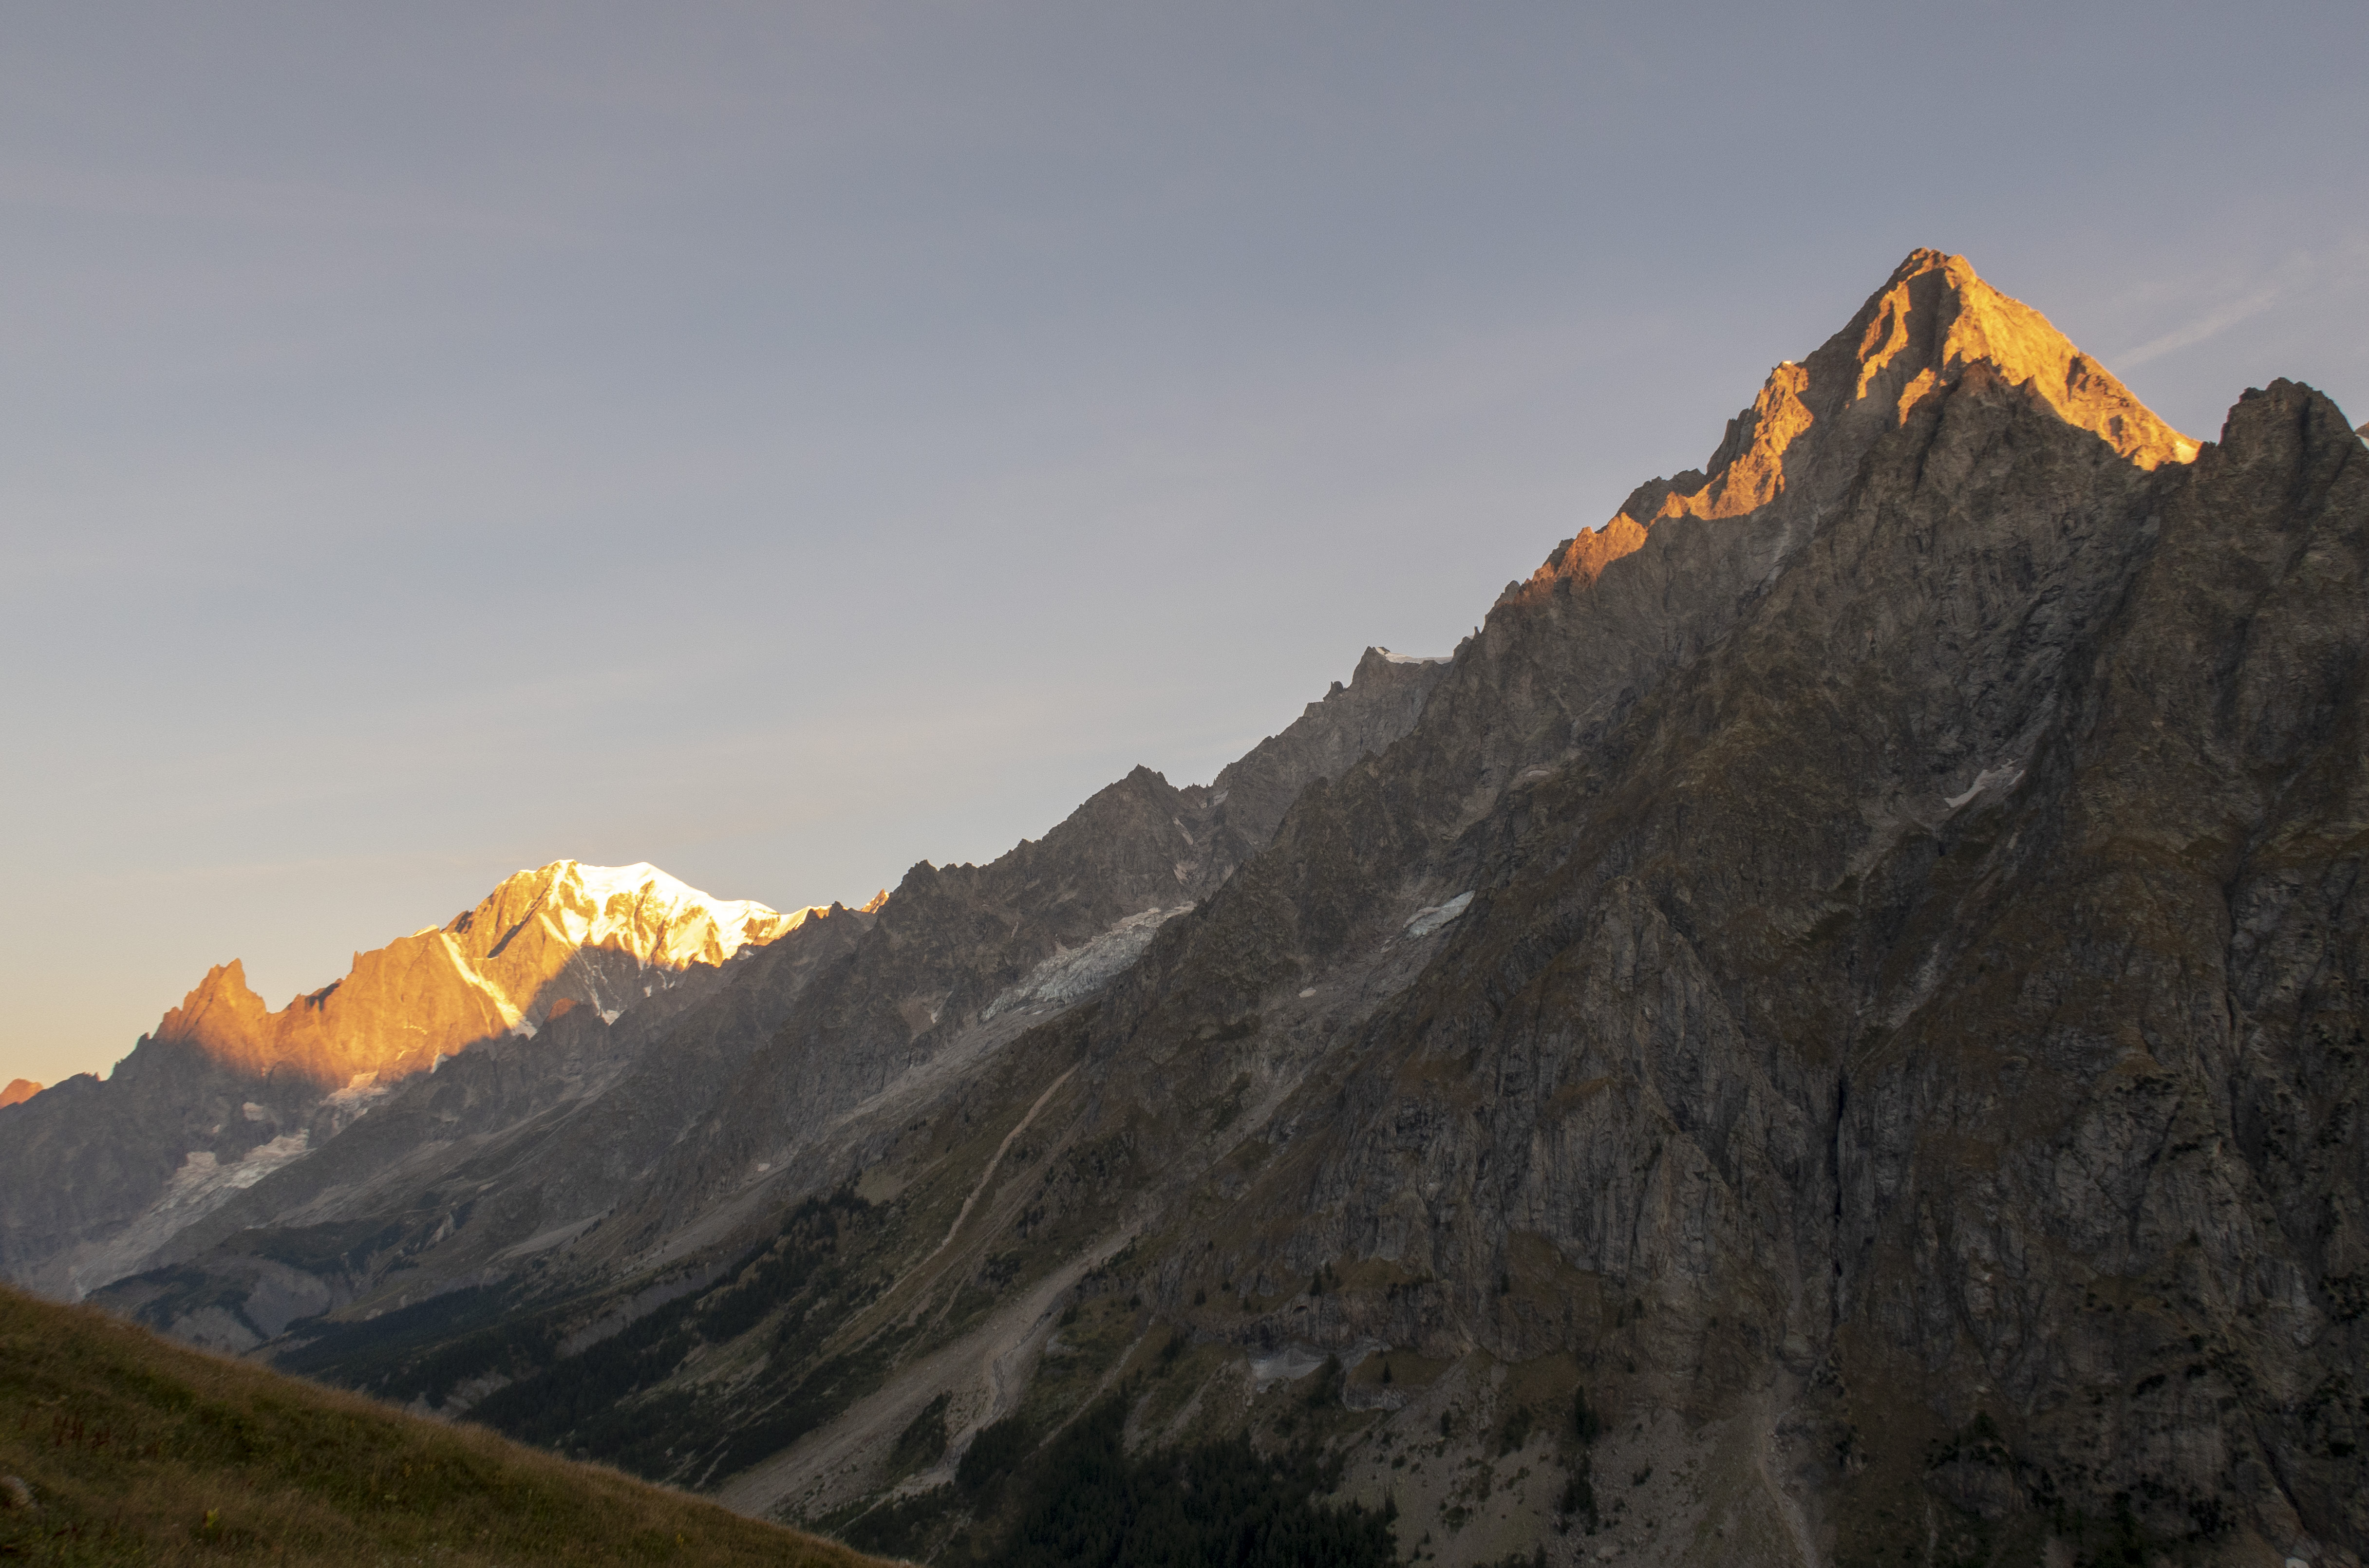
<box><xmin>1065</xmin><ymin>349</ymin><xmax>2365</xmax><ymax>1557</ymax></box>
<box><xmin>1207</xmin><ymin>646</ymin><xmax>1453</xmax><ymax>846</ymax></box>
<box><xmin>560</xmin><ymin>643</ymin><xmax>1450</xmax><ymax>1267</ymax></box>
<box><xmin>0</xmin><ymin>1046</ymin><xmax>331</xmax><ymax>1298</ymax></box>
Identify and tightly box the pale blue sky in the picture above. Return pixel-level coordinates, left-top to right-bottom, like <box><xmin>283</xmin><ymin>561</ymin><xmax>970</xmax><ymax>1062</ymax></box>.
<box><xmin>5</xmin><ymin>2</ymin><xmax>2365</xmax><ymax>1088</ymax></box>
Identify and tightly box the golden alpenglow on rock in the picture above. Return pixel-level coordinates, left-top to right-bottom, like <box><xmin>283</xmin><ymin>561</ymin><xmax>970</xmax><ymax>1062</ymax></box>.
<box><xmin>1520</xmin><ymin>249</ymin><xmax>2199</xmax><ymax>597</ymax></box>
<box><xmin>150</xmin><ymin>860</ymin><xmax>812</xmax><ymax>1088</ymax></box>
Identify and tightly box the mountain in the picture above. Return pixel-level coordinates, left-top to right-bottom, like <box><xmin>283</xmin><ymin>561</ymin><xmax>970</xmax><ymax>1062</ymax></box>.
<box><xmin>0</xmin><ymin>1281</ymin><xmax>877</xmax><ymax>1567</ymax></box>
<box><xmin>28</xmin><ymin>250</ymin><xmax>2369</xmax><ymax>1568</ymax></box>
<box><xmin>0</xmin><ymin>1080</ymin><xmax>37</xmax><ymax>1110</ymax></box>
<box><xmin>0</xmin><ymin>647</ymin><xmax>1443</xmax><ymax>1340</ymax></box>
<box><xmin>55</xmin><ymin>648</ymin><xmax>1448</xmax><ymax>1367</ymax></box>
<box><xmin>149</xmin><ymin>859</ymin><xmax>807</xmax><ymax>1086</ymax></box>
<box><xmin>0</xmin><ymin>860</ymin><xmax>827</xmax><ymax>1302</ymax></box>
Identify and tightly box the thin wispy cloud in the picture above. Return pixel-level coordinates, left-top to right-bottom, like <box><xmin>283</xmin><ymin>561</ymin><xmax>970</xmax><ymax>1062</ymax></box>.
<box><xmin>2110</xmin><ymin>235</ymin><xmax>2369</xmax><ymax>385</ymax></box>
<box><xmin>2118</xmin><ymin>286</ymin><xmax>2280</xmax><ymax>367</ymax></box>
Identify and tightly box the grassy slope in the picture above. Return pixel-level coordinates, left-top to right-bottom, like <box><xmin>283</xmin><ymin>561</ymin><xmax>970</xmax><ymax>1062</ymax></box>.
<box><xmin>0</xmin><ymin>1285</ymin><xmax>883</xmax><ymax>1567</ymax></box>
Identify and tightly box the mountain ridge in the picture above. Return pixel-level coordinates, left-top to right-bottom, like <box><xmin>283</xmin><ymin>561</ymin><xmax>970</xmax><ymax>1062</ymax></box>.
<box><xmin>19</xmin><ymin>638</ymin><xmax>1446</xmax><ymax>1338</ymax></box>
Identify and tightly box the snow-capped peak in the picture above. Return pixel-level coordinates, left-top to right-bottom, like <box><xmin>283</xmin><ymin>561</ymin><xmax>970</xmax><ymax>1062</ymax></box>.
<box><xmin>148</xmin><ymin>859</ymin><xmax>830</xmax><ymax>1092</ymax></box>
<box><xmin>525</xmin><ymin>859</ymin><xmax>808</xmax><ymax>967</ymax></box>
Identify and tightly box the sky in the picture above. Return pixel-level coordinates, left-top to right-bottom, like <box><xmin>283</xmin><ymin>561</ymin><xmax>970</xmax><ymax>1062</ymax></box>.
<box><xmin>4</xmin><ymin>1</ymin><xmax>2365</xmax><ymax>1091</ymax></box>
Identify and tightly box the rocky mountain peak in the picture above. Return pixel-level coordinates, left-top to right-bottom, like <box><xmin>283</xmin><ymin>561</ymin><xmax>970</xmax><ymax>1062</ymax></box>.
<box><xmin>148</xmin><ymin>960</ymin><xmax>276</xmax><ymax>1064</ymax></box>
<box><xmin>451</xmin><ymin>859</ymin><xmax>807</xmax><ymax>975</ymax></box>
<box><xmin>1525</xmin><ymin>249</ymin><xmax>2200</xmax><ymax>594</ymax></box>
<box><xmin>1870</xmin><ymin>248</ymin><xmax>2198</xmax><ymax>467</ymax></box>
<box><xmin>145</xmin><ymin>860</ymin><xmax>808</xmax><ymax>1089</ymax></box>
<box><xmin>0</xmin><ymin>1079</ymin><xmax>41</xmax><ymax>1109</ymax></box>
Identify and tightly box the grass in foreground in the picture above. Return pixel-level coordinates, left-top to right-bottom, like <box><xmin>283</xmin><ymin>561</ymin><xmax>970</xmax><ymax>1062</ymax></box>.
<box><xmin>0</xmin><ymin>1284</ymin><xmax>882</xmax><ymax>1566</ymax></box>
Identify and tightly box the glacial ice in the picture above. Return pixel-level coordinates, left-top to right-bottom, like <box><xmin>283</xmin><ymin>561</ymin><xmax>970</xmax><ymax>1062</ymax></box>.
<box><xmin>981</xmin><ymin>905</ymin><xmax>1194</xmax><ymax>1021</ymax></box>
<box><xmin>1403</xmin><ymin>891</ymin><xmax>1474</xmax><ymax>938</ymax></box>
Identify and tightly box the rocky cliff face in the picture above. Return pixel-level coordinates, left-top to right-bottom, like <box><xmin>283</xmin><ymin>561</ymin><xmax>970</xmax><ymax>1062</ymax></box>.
<box><xmin>52</xmin><ymin>253</ymin><xmax>2369</xmax><ymax>1568</ymax></box>
<box><xmin>0</xmin><ymin>861</ymin><xmax>811</xmax><ymax>1300</ymax></box>
<box><xmin>1206</xmin><ymin>646</ymin><xmax>1453</xmax><ymax>847</ymax></box>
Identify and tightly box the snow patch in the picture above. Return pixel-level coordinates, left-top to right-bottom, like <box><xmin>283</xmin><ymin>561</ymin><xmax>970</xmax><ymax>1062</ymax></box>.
<box><xmin>541</xmin><ymin>860</ymin><xmax>818</xmax><ymax>970</ymax></box>
<box><xmin>225</xmin><ymin>1133</ymin><xmax>312</xmax><ymax>1186</ymax></box>
<box><xmin>1403</xmin><ymin>892</ymin><xmax>1474</xmax><ymax>938</ymax></box>
<box><xmin>62</xmin><ymin>1131</ymin><xmax>316</xmax><ymax>1299</ymax></box>
<box><xmin>982</xmin><ymin>905</ymin><xmax>1194</xmax><ymax>1021</ymax></box>
<box><xmin>1249</xmin><ymin>1343</ymin><xmax>1329</xmax><ymax>1387</ymax></box>
<box><xmin>1376</xmin><ymin>648</ymin><xmax>1449</xmax><ymax>665</ymax></box>
<box><xmin>1944</xmin><ymin>762</ymin><xmax>2025</xmax><ymax>811</ymax></box>
<box><xmin>322</xmin><ymin>1071</ymin><xmax>389</xmax><ymax>1119</ymax></box>
<box><xmin>436</xmin><ymin>930</ymin><xmax>530</xmax><ymax>1035</ymax></box>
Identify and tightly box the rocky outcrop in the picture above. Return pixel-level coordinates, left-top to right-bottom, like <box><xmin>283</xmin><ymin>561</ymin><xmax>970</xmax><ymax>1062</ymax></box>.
<box><xmin>0</xmin><ymin>1079</ymin><xmax>38</xmax><ymax>1109</ymax></box>
<box><xmin>1520</xmin><ymin>249</ymin><xmax>2191</xmax><ymax>606</ymax></box>
<box><xmin>1206</xmin><ymin>646</ymin><xmax>1452</xmax><ymax>846</ymax></box>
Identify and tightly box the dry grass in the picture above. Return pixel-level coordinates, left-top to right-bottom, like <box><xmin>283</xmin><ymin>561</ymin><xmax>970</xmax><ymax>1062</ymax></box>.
<box><xmin>0</xmin><ymin>1285</ymin><xmax>886</xmax><ymax>1566</ymax></box>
